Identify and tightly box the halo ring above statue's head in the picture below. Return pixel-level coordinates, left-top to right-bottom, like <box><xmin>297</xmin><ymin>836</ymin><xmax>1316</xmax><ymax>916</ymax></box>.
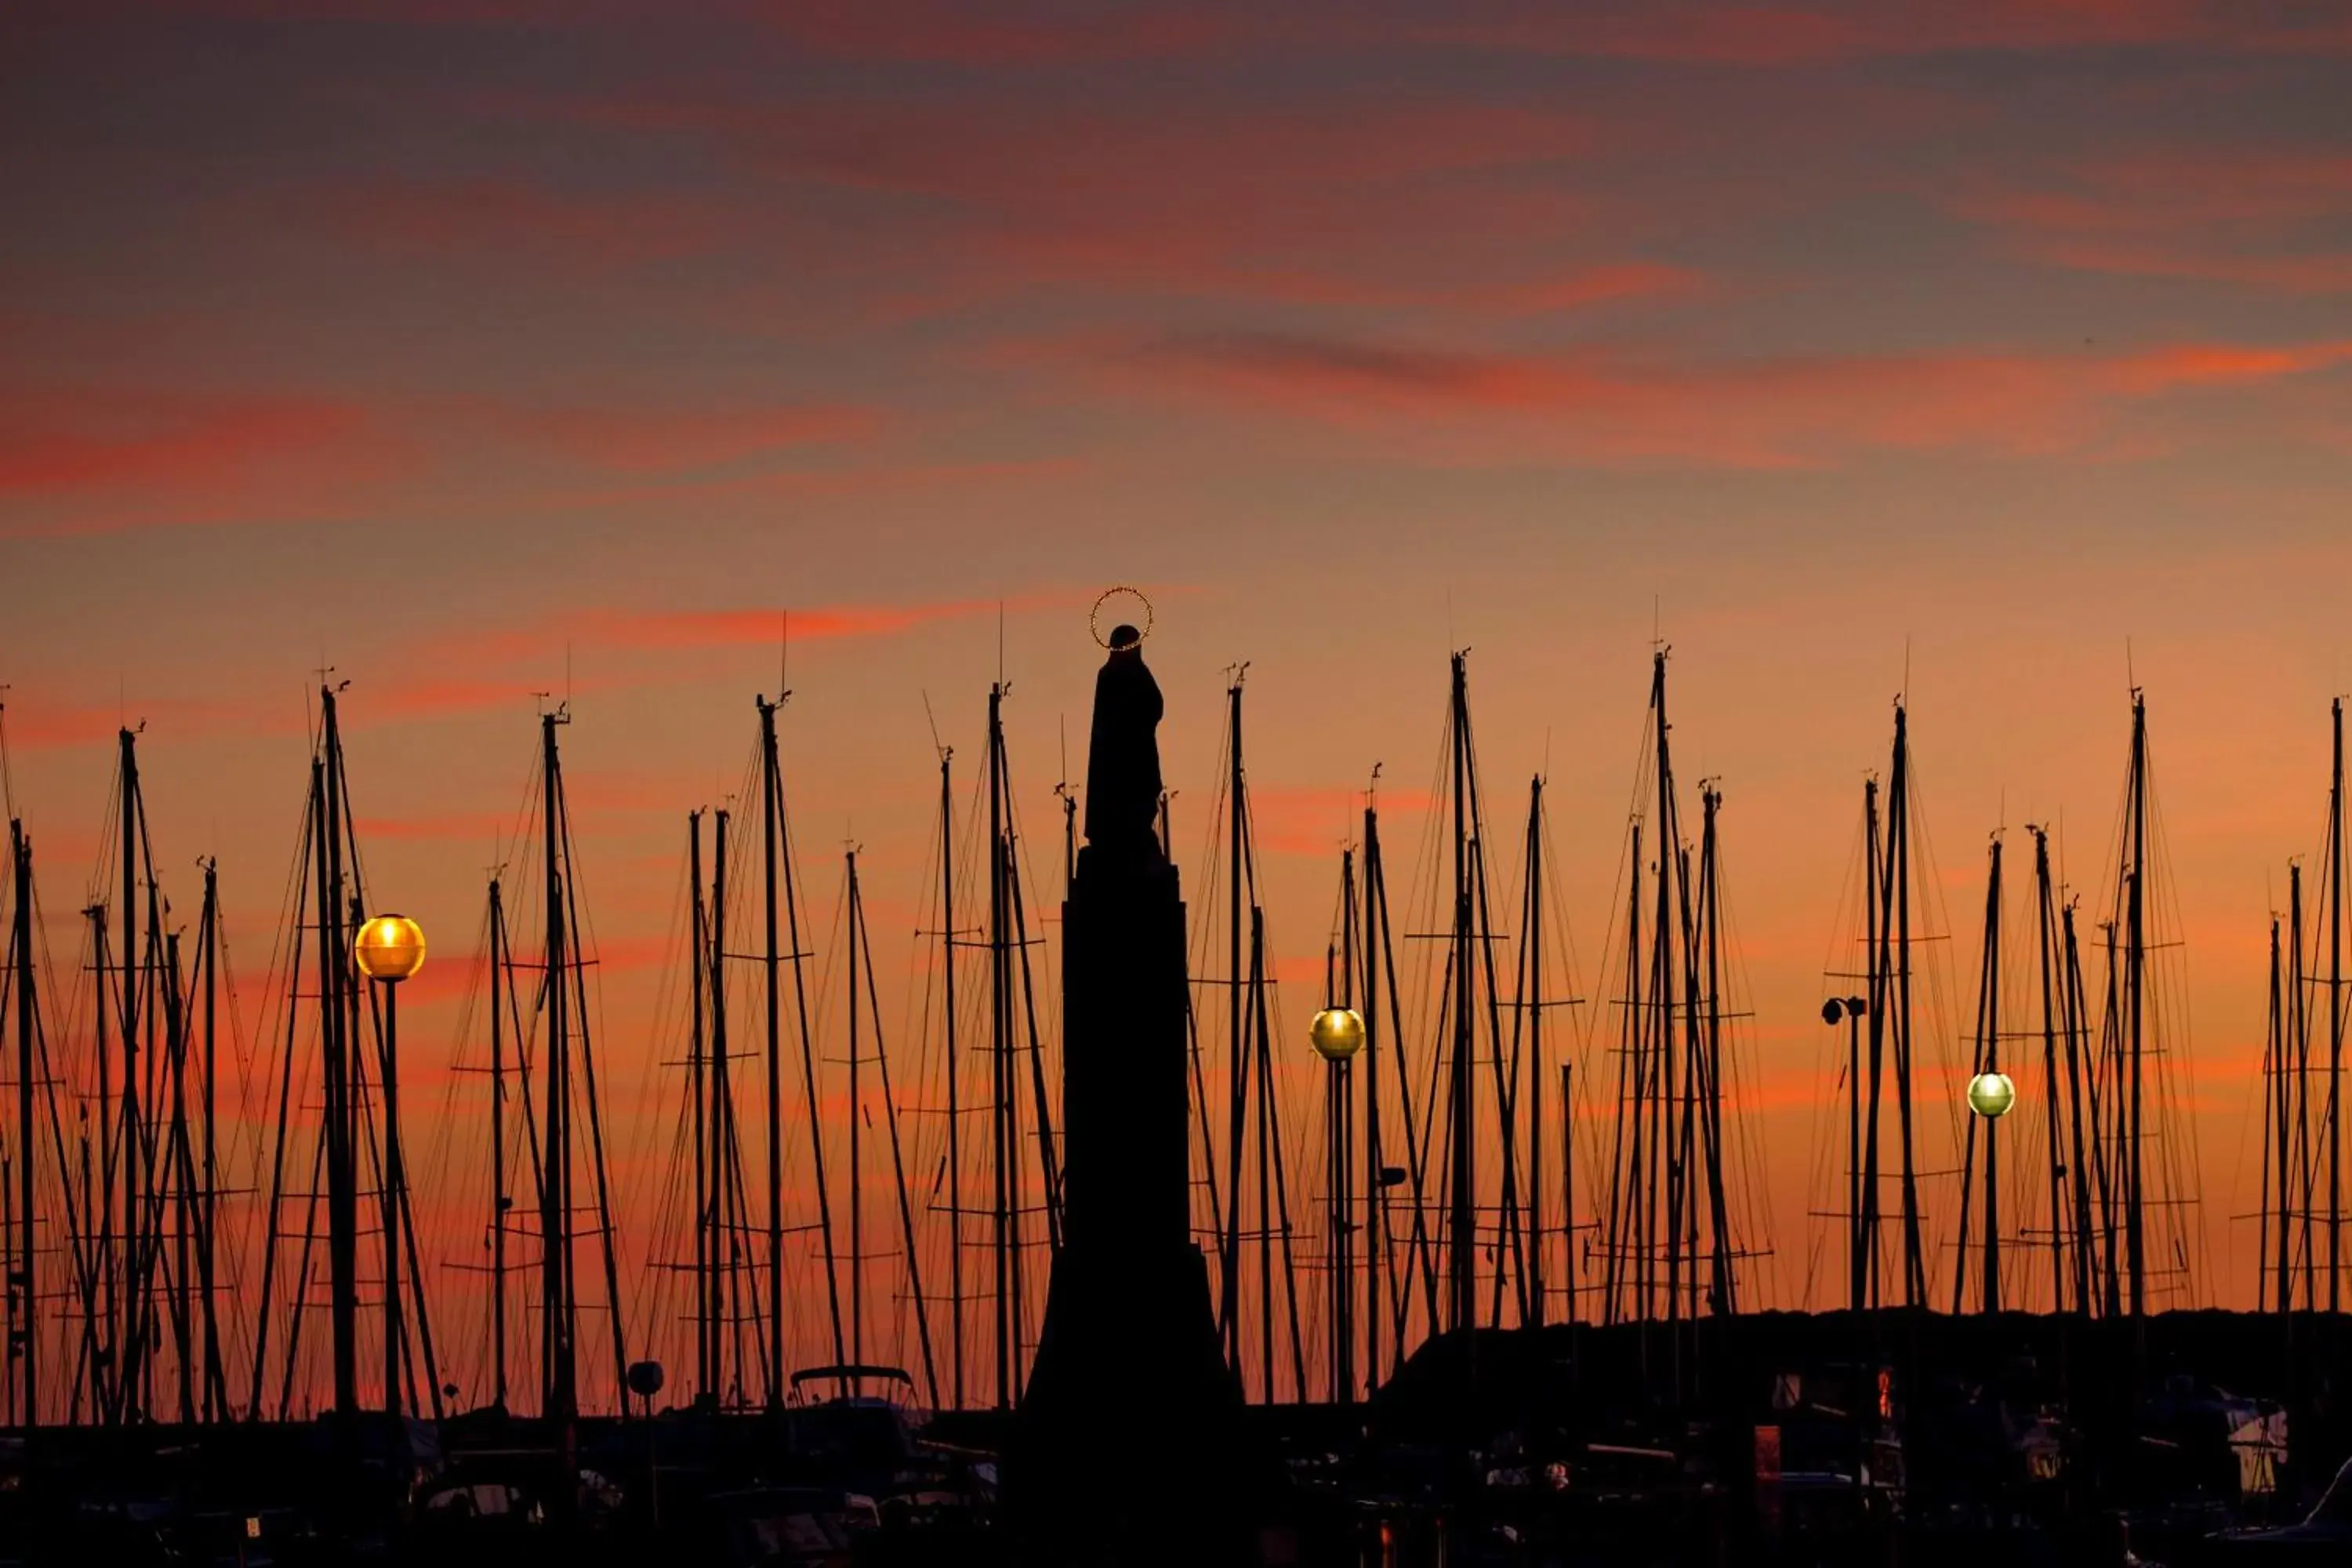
<box><xmin>1090</xmin><ymin>586</ymin><xmax>1155</xmax><ymax>650</ymax></box>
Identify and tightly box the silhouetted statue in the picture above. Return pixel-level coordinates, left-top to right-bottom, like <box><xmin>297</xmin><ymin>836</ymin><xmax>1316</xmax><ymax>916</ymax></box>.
<box><xmin>1014</xmin><ymin>618</ymin><xmax>1262</xmax><ymax>1563</ymax></box>
<box><xmin>1082</xmin><ymin>625</ymin><xmax>1162</xmax><ymax>857</ymax></box>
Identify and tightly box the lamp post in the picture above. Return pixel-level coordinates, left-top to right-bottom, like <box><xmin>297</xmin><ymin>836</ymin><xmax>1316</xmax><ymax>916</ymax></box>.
<box><xmin>1822</xmin><ymin>996</ymin><xmax>1867</xmax><ymax>1312</ymax></box>
<box><xmin>1966</xmin><ymin>1070</ymin><xmax>2016</xmax><ymax>1315</ymax></box>
<box><xmin>1311</xmin><ymin>1006</ymin><xmax>1364</xmax><ymax>1404</ymax></box>
<box><xmin>354</xmin><ymin>913</ymin><xmax>425</xmax><ymax>1418</ymax></box>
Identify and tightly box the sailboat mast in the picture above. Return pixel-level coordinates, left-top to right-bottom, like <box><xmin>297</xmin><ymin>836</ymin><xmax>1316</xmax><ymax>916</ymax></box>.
<box><xmin>1221</xmin><ymin>680</ymin><xmax>1246</xmax><ymax>1365</ymax></box>
<box><xmin>1700</xmin><ymin>785</ymin><xmax>1733</xmax><ymax>1316</ymax></box>
<box><xmin>11</xmin><ymin>822</ymin><xmax>33</xmax><ymax>1428</ymax></box>
<box><xmin>1447</xmin><ymin>652</ymin><xmax>1475</xmax><ymax>1333</ymax></box>
<box><xmin>1332</xmin><ymin>849</ymin><xmax>1357</xmax><ymax>1401</ymax></box>
<box><xmin>2126</xmin><ymin>693</ymin><xmax>2147</xmax><ymax>1316</ymax></box>
<box><xmin>1524</xmin><ymin>779</ymin><xmax>1545</xmax><ymax>1331</ymax></box>
<box><xmin>488</xmin><ymin>876</ymin><xmax>509</xmax><ymax>1410</ymax></box>
<box><xmin>165</xmin><ymin>931</ymin><xmax>192</xmax><ymax>1423</ymax></box>
<box><xmin>2031</xmin><ymin>829</ymin><xmax>2073</xmax><ymax>1314</ymax></box>
<box><xmin>90</xmin><ymin>902</ymin><xmax>113</xmax><ymax>1418</ymax></box>
<box><xmin>987</xmin><ymin>684</ymin><xmax>1012</xmax><ymax>1409</ymax></box>
<box><xmin>847</xmin><ymin>849</ymin><xmax>866</xmax><ymax>1376</ymax></box>
<box><xmin>1359</xmin><ymin>802</ymin><xmax>1383</xmax><ymax>1388</ymax></box>
<box><xmin>1007</xmin><ymin>842</ymin><xmax>1062</xmax><ymax>1254</ymax></box>
<box><xmin>539</xmin><ymin>710</ymin><xmax>575</xmax><ymax>1420</ymax></box>
<box><xmin>2266</xmin><ymin>908</ymin><xmax>2283</xmax><ymax>1314</ymax></box>
<box><xmin>713</xmin><ymin>809</ymin><xmax>739</xmax><ymax>1398</ymax></box>
<box><xmin>685</xmin><ymin>815</ymin><xmax>710</xmax><ymax>1398</ymax></box>
<box><xmin>1952</xmin><ymin>836</ymin><xmax>2001</xmax><ymax>1315</ymax></box>
<box><xmin>763</xmin><ymin>697</ymin><xmax>844</xmax><ymax>1396</ymax></box>
<box><xmin>760</xmin><ymin>699</ymin><xmax>786</xmax><ymax>1401</ymax></box>
<box><xmin>1890</xmin><ymin>706</ymin><xmax>1926</xmax><ymax>1308</ymax></box>
<box><xmin>116</xmin><ymin>728</ymin><xmax>144</xmax><ymax>1421</ymax></box>
<box><xmin>1251</xmin><ymin>906</ymin><xmax>1273</xmax><ymax>1400</ymax></box>
<box><xmin>555</xmin><ymin>772</ymin><xmax>630</xmax><ymax>1415</ymax></box>
<box><xmin>2292</xmin><ymin>863</ymin><xmax>2312</xmax><ymax>1312</ymax></box>
<box><xmin>1645</xmin><ymin>655</ymin><xmax>1677</xmax><ymax>1330</ymax></box>
<box><xmin>1983</xmin><ymin>837</ymin><xmax>2003</xmax><ymax>1314</ymax></box>
<box><xmin>939</xmin><ymin>749</ymin><xmax>963</xmax><ymax>1410</ymax></box>
<box><xmin>2330</xmin><ymin>697</ymin><xmax>2344</xmax><ymax>1311</ymax></box>
<box><xmin>197</xmin><ymin>861</ymin><xmax>221</xmax><ymax>1420</ymax></box>
<box><xmin>1561</xmin><ymin>1061</ymin><xmax>1573</xmax><ymax>1328</ymax></box>
<box><xmin>1856</xmin><ymin>778</ymin><xmax>1881</xmax><ymax>1312</ymax></box>
<box><xmin>319</xmin><ymin>695</ymin><xmax>359</xmax><ymax>1421</ymax></box>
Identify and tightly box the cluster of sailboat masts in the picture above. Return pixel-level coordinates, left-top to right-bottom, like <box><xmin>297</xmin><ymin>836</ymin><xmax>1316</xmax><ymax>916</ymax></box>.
<box><xmin>0</xmin><ymin>653</ymin><xmax>2328</xmax><ymax>1428</ymax></box>
<box><xmin>1819</xmin><ymin>691</ymin><xmax>2201</xmax><ymax>1326</ymax></box>
<box><xmin>2258</xmin><ymin>699</ymin><xmax>2349</xmax><ymax>1318</ymax></box>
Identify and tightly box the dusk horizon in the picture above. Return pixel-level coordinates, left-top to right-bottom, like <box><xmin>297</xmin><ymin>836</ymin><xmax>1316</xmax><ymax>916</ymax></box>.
<box><xmin>5</xmin><ymin>5</ymin><xmax>2352</xmax><ymax>1561</ymax></box>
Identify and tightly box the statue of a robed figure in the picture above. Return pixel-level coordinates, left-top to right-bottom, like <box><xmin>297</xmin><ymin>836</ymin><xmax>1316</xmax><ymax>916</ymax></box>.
<box><xmin>1010</xmin><ymin>622</ymin><xmax>1271</xmax><ymax>1562</ymax></box>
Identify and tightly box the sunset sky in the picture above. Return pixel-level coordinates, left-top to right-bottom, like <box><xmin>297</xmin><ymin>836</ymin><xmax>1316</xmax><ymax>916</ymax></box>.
<box><xmin>5</xmin><ymin>1</ymin><xmax>2352</xmax><ymax>1403</ymax></box>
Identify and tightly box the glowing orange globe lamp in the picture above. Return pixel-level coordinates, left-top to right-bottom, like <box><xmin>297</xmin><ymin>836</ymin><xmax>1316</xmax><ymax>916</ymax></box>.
<box><xmin>354</xmin><ymin>913</ymin><xmax>426</xmax><ymax>984</ymax></box>
<box><xmin>1310</xmin><ymin>1007</ymin><xmax>1365</xmax><ymax>1063</ymax></box>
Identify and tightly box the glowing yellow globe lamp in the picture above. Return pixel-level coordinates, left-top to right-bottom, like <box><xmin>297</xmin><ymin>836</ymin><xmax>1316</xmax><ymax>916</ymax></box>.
<box><xmin>1966</xmin><ymin>1071</ymin><xmax>2016</xmax><ymax>1119</ymax></box>
<box><xmin>1310</xmin><ymin>1007</ymin><xmax>1366</xmax><ymax>1064</ymax></box>
<box><xmin>354</xmin><ymin>913</ymin><xmax>426</xmax><ymax>984</ymax></box>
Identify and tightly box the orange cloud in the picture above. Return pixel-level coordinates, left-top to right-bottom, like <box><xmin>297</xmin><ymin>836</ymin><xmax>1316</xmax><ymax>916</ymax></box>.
<box><xmin>0</xmin><ymin>389</ymin><xmax>399</xmax><ymax>535</ymax></box>
<box><xmin>368</xmin><ymin>676</ymin><xmax>548</xmax><ymax>724</ymax></box>
<box><xmin>542</xmin><ymin>87</ymin><xmax>1610</xmax><ymax>316</ymax></box>
<box><xmin>345</xmin><ymin>593</ymin><xmax>1076</xmax><ymax>728</ymax></box>
<box><xmin>0</xmin><ymin>695</ymin><xmax>264</xmax><ymax>752</ymax></box>
<box><xmin>0</xmin><ymin>384</ymin><xmax>903</xmax><ymax>535</ymax></box>
<box><xmin>582</xmin><ymin>601</ymin><xmax>1000</xmax><ymax>651</ymax></box>
<box><xmin>351</xmin><ymin>811</ymin><xmax>517</xmax><ymax>843</ymax></box>
<box><xmin>1248</xmin><ymin>784</ymin><xmax>1438</xmax><ymax>858</ymax></box>
<box><xmin>1104</xmin><ymin>329</ymin><xmax>2352</xmax><ymax>468</ymax></box>
<box><xmin>1472</xmin><ymin>263</ymin><xmax>1708</xmax><ymax>317</ymax></box>
<box><xmin>1952</xmin><ymin>151</ymin><xmax>2352</xmax><ymax>296</ymax></box>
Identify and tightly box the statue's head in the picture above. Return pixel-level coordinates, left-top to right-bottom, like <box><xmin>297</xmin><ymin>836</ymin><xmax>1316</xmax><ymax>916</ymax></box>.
<box><xmin>1108</xmin><ymin>623</ymin><xmax>1142</xmax><ymax>653</ymax></box>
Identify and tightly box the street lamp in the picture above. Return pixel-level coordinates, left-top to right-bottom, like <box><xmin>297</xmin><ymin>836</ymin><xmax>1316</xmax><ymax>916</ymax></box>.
<box><xmin>1309</xmin><ymin>1006</ymin><xmax>1364</xmax><ymax>1404</ymax></box>
<box><xmin>354</xmin><ymin>913</ymin><xmax>424</xmax><ymax>1418</ymax></box>
<box><xmin>1966</xmin><ymin>1072</ymin><xmax>2016</xmax><ymax>1120</ymax></box>
<box><xmin>1310</xmin><ymin>1006</ymin><xmax>1365</xmax><ymax>1064</ymax></box>
<box><xmin>354</xmin><ymin>914</ymin><xmax>426</xmax><ymax>985</ymax></box>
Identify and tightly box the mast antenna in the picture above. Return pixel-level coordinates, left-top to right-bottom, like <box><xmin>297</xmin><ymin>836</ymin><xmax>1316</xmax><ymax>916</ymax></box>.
<box><xmin>922</xmin><ymin>690</ymin><xmax>949</xmax><ymax>763</ymax></box>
